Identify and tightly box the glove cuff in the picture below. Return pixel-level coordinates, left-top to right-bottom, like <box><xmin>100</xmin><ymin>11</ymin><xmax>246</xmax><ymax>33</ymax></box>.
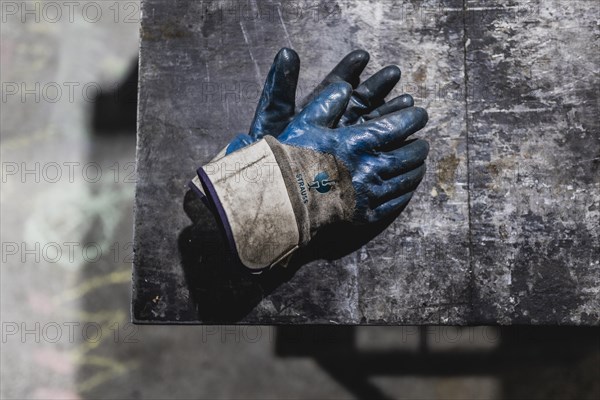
<box><xmin>188</xmin><ymin>141</ymin><xmax>234</xmax><ymax>200</ymax></box>
<box><xmin>194</xmin><ymin>136</ymin><xmax>355</xmax><ymax>271</ymax></box>
<box><xmin>195</xmin><ymin>138</ymin><xmax>300</xmax><ymax>271</ymax></box>
<box><xmin>264</xmin><ymin>136</ymin><xmax>355</xmax><ymax>239</ymax></box>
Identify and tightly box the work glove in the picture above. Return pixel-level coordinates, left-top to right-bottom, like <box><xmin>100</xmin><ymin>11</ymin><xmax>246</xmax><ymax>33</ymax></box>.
<box><xmin>192</xmin><ymin>47</ymin><xmax>415</xmax><ymax>199</ymax></box>
<box><xmin>194</xmin><ymin>82</ymin><xmax>429</xmax><ymax>271</ymax></box>
<box><xmin>228</xmin><ymin>47</ymin><xmax>416</xmax><ymax>151</ymax></box>
<box><xmin>228</xmin><ymin>47</ymin><xmax>416</xmax><ymax>150</ymax></box>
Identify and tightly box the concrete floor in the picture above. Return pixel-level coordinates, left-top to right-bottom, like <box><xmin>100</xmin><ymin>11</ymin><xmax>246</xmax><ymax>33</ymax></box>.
<box><xmin>1</xmin><ymin>2</ymin><xmax>598</xmax><ymax>399</ymax></box>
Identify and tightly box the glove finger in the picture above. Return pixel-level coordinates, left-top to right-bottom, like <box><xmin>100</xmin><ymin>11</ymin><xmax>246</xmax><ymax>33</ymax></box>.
<box><xmin>370</xmin><ymin>164</ymin><xmax>426</xmax><ymax>207</ymax></box>
<box><xmin>339</xmin><ymin>65</ymin><xmax>401</xmax><ymax>126</ymax></box>
<box><xmin>361</xmin><ymin>107</ymin><xmax>429</xmax><ymax>149</ymax></box>
<box><xmin>366</xmin><ymin>191</ymin><xmax>414</xmax><ymax>223</ymax></box>
<box><xmin>298</xmin><ymin>49</ymin><xmax>369</xmax><ymax>110</ymax></box>
<box><xmin>376</xmin><ymin>138</ymin><xmax>429</xmax><ymax>178</ymax></box>
<box><xmin>249</xmin><ymin>48</ymin><xmax>300</xmax><ymax>139</ymax></box>
<box><xmin>298</xmin><ymin>82</ymin><xmax>353</xmax><ymax>127</ymax></box>
<box><xmin>356</xmin><ymin>94</ymin><xmax>414</xmax><ymax>124</ymax></box>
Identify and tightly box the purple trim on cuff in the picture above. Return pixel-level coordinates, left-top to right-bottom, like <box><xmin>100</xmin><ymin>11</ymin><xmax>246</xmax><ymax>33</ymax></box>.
<box><xmin>196</xmin><ymin>166</ymin><xmax>236</xmax><ymax>253</ymax></box>
<box><xmin>189</xmin><ymin>168</ymin><xmax>270</xmax><ymax>274</ymax></box>
<box><xmin>188</xmin><ymin>180</ymin><xmax>211</xmax><ymax>208</ymax></box>
<box><xmin>196</xmin><ymin>167</ymin><xmax>269</xmax><ymax>273</ymax></box>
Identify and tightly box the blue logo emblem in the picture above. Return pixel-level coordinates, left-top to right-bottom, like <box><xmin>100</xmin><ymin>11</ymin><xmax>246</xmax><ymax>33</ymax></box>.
<box><xmin>308</xmin><ymin>172</ymin><xmax>336</xmax><ymax>194</ymax></box>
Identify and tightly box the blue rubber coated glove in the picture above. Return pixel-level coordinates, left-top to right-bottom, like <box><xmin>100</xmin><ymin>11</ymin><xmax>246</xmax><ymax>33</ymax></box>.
<box><xmin>225</xmin><ymin>48</ymin><xmax>415</xmax><ymax>154</ymax></box>
<box><xmin>192</xmin><ymin>47</ymin><xmax>416</xmax><ymax>205</ymax></box>
<box><xmin>277</xmin><ymin>82</ymin><xmax>429</xmax><ymax>224</ymax></box>
<box><xmin>194</xmin><ymin>82</ymin><xmax>429</xmax><ymax>270</ymax></box>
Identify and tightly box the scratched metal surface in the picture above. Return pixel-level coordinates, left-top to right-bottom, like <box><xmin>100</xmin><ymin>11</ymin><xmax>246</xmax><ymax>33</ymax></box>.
<box><xmin>465</xmin><ymin>0</ymin><xmax>600</xmax><ymax>324</ymax></box>
<box><xmin>133</xmin><ymin>0</ymin><xmax>599</xmax><ymax>324</ymax></box>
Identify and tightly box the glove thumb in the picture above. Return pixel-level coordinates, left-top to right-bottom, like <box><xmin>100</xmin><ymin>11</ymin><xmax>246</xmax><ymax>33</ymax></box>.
<box><xmin>249</xmin><ymin>48</ymin><xmax>300</xmax><ymax>138</ymax></box>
